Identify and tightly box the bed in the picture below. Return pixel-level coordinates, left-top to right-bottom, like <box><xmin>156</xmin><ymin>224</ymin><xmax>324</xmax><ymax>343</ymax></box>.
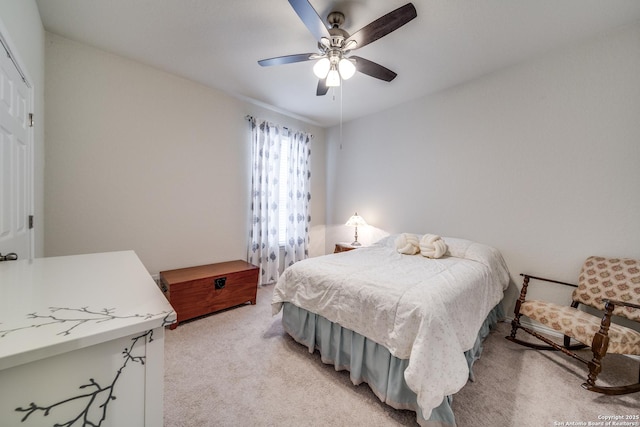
<box><xmin>271</xmin><ymin>234</ymin><xmax>510</xmax><ymax>426</ymax></box>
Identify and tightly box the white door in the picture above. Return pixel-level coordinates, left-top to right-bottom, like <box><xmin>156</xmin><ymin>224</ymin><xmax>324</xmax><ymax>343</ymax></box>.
<box><xmin>0</xmin><ymin>36</ymin><xmax>33</xmax><ymax>261</ymax></box>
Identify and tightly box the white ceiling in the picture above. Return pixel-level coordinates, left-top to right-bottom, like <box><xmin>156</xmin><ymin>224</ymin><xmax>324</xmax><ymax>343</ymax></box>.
<box><xmin>36</xmin><ymin>0</ymin><xmax>640</xmax><ymax>127</ymax></box>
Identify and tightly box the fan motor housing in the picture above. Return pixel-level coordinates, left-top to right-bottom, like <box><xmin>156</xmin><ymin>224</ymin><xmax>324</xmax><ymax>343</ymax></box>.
<box><xmin>327</xmin><ymin>11</ymin><xmax>349</xmax><ymax>46</ymax></box>
<box><xmin>327</xmin><ymin>11</ymin><xmax>345</xmax><ymax>27</ymax></box>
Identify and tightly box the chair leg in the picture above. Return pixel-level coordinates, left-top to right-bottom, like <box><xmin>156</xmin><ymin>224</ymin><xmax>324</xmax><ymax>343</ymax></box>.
<box><xmin>579</xmin><ymin>301</ymin><xmax>640</xmax><ymax>395</ymax></box>
<box><xmin>585</xmin><ymin>359</ymin><xmax>603</xmax><ymax>390</ymax></box>
<box><xmin>509</xmin><ymin>317</ymin><xmax>520</xmax><ymax>340</ymax></box>
<box><xmin>586</xmin><ymin>306</ymin><xmax>611</xmax><ymax>388</ymax></box>
<box><xmin>508</xmin><ymin>275</ymin><xmax>529</xmax><ymax>340</ymax></box>
<box><xmin>581</xmin><ymin>340</ymin><xmax>640</xmax><ymax>395</ymax></box>
<box><xmin>563</xmin><ymin>334</ymin><xmax>587</xmax><ymax>350</ymax></box>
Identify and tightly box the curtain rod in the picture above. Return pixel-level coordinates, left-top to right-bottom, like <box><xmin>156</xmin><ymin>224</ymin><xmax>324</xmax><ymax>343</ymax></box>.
<box><xmin>245</xmin><ymin>115</ymin><xmax>313</xmax><ymax>138</ymax></box>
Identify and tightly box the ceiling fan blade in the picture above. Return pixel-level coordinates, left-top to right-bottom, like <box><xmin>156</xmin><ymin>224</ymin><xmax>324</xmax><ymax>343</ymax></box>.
<box><xmin>346</xmin><ymin>3</ymin><xmax>417</xmax><ymax>50</ymax></box>
<box><xmin>316</xmin><ymin>78</ymin><xmax>329</xmax><ymax>96</ymax></box>
<box><xmin>288</xmin><ymin>0</ymin><xmax>331</xmax><ymax>41</ymax></box>
<box><xmin>258</xmin><ymin>53</ymin><xmax>316</xmax><ymax>67</ymax></box>
<box><xmin>351</xmin><ymin>56</ymin><xmax>397</xmax><ymax>82</ymax></box>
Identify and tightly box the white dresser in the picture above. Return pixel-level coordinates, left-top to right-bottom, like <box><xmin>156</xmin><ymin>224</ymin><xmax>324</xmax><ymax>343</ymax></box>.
<box><xmin>0</xmin><ymin>251</ymin><xmax>176</xmax><ymax>426</ymax></box>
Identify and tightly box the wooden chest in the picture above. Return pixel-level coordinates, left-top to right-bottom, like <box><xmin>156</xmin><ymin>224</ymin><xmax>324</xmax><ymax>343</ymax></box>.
<box><xmin>159</xmin><ymin>260</ymin><xmax>259</xmax><ymax>328</ymax></box>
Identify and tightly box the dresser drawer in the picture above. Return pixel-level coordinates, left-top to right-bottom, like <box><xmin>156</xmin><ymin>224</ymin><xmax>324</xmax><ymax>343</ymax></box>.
<box><xmin>160</xmin><ymin>260</ymin><xmax>258</xmax><ymax>328</ymax></box>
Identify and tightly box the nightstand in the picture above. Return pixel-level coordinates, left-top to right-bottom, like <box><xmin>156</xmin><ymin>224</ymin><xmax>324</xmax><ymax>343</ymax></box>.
<box><xmin>334</xmin><ymin>242</ymin><xmax>360</xmax><ymax>253</ymax></box>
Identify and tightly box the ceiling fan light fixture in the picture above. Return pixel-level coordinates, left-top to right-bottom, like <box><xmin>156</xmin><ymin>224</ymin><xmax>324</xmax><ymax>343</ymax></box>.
<box><xmin>313</xmin><ymin>57</ymin><xmax>331</xmax><ymax>79</ymax></box>
<box><xmin>343</xmin><ymin>39</ymin><xmax>357</xmax><ymax>51</ymax></box>
<box><xmin>326</xmin><ymin>67</ymin><xmax>341</xmax><ymax>87</ymax></box>
<box><xmin>338</xmin><ymin>58</ymin><xmax>356</xmax><ymax>80</ymax></box>
<box><xmin>320</xmin><ymin>37</ymin><xmax>331</xmax><ymax>49</ymax></box>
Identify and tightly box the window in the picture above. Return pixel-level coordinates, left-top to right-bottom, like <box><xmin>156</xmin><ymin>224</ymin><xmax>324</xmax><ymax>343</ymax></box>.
<box><xmin>248</xmin><ymin>117</ymin><xmax>311</xmax><ymax>285</ymax></box>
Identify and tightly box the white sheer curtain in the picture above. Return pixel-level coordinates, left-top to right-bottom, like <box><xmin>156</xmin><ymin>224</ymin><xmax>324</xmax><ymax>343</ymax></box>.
<box><xmin>248</xmin><ymin>118</ymin><xmax>312</xmax><ymax>285</ymax></box>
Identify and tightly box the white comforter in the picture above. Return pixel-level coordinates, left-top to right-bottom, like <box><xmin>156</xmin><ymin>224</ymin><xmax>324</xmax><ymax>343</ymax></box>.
<box><xmin>272</xmin><ymin>235</ymin><xmax>510</xmax><ymax>419</ymax></box>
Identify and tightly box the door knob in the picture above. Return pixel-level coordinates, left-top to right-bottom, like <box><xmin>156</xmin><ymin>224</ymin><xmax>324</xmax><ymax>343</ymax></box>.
<box><xmin>0</xmin><ymin>252</ymin><xmax>18</xmax><ymax>262</ymax></box>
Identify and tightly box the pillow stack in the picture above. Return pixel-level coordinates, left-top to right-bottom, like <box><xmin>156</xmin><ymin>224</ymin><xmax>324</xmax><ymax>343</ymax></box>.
<box><xmin>394</xmin><ymin>233</ymin><xmax>448</xmax><ymax>259</ymax></box>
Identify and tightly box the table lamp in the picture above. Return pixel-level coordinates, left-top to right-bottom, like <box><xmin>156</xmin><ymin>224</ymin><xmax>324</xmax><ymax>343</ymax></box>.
<box><xmin>345</xmin><ymin>212</ymin><xmax>367</xmax><ymax>246</ymax></box>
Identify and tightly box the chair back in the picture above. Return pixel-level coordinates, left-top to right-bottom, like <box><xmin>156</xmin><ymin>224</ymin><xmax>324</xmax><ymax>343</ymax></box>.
<box><xmin>573</xmin><ymin>256</ymin><xmax>640</xmax><ymax>321</ymax></box>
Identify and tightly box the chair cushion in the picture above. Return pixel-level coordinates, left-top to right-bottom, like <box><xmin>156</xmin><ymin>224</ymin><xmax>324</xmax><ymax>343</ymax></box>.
<box><xmin>520</xmin><ymin>300</ymin><xmax>640</xmax><ymax>355</ymax></box>
<box><xmin>574</xmin><ymin>256</ymin><xmax>640</xmax><ymax>321</ymax></box>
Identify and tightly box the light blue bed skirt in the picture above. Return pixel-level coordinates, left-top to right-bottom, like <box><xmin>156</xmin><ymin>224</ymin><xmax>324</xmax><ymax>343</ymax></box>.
<box><xmin>281</xmin><ymin>302</ymin><xmax>504</xmax><ymax>427</ymax></box>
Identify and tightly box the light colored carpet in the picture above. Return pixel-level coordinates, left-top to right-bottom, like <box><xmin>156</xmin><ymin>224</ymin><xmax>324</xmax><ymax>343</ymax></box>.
<box><xmin>164</xmin><ymin>285</ymin><xmax>639</xmax><ymax>426</ymax></box>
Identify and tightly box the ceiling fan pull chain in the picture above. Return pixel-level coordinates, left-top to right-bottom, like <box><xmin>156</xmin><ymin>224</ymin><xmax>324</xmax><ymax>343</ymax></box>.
<box><xmin>339</xmin><ymin>83</ymin><xmax>343</xmax><ymax>150</ymax></box>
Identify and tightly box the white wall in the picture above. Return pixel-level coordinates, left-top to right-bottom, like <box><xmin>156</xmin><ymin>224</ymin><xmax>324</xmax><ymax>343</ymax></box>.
<box><xmin>0</xmin><ymin>0</ymin><xmax>45</xmax><ymax>257</ymax></box>
<box><xmin>44</xmin><ymin>33</ymin><xmax>326</xmax><ymax>276</ymax></box>
<box><xmin>326</xmin><ymin>22</ymin><xmax>640</xmax><ymax>314</ymax></box>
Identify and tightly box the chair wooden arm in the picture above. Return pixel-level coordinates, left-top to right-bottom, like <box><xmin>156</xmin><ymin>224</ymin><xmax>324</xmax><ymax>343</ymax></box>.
<box><xmin>519</xmin><ymin>273</ymin><xmax>577</xmax><ymax>288</ymax></box>
<box><xmin>602</xmin><ymin>299</ymin><xmax>640</xmax><ymax>311</ymax></box>
<box><xmin>516</xmin><ymin>273</ymin><xmax>577</xmax><ymax>304</ymax></box>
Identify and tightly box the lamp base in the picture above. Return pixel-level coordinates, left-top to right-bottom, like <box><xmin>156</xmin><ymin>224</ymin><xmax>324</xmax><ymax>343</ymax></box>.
<box><xmin>351</xmin><ymin>241</ymin><xmax>362</xmax><ymax>246</ymax></box>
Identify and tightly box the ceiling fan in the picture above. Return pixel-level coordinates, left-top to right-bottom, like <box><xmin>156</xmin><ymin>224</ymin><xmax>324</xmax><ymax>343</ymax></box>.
<box><xmin>258</xmin><ymin>0</ymin><xmax>417</xmax><ymax>96</ymax></box>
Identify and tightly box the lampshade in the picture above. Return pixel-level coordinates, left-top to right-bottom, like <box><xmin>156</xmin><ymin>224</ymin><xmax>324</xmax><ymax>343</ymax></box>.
<box><xmin>313</xmin><ymin>57</ymin><xmax>331</xmax><ymax>79</ymax></box>
<box><xmin>313</xmin><ymin>53</ymin><xmax>357</xmax><ymax>87</ymax></box>
<box><xmin>345</xmin><ymin>213</ymin><xmax>367</xmax><ymax>227</ymax></box>
<box><xmin>338</xmin><ymin>58</ymin><xmax>356</xmax><ymax>80</ymax></box>
<box><xmin>326</xmin><ymin>67</ymin><xmax>341</xmax><ymax>87</ymax></box>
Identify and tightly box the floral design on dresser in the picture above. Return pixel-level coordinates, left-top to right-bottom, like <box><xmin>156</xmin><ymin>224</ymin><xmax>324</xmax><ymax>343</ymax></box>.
<box><xmin>0</xmin><ymin>306</ymin><xmax>175</xmax><ymax>338</ymax></box>
<box><xmin>15</xmin><ymin>330</ymin><xmax>153</xmax><ymax>426</ymax></box>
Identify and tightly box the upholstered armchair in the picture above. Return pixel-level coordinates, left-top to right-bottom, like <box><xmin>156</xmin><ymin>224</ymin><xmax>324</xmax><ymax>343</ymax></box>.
<box><xmin>507</xmin><ymin>256</ymin><xmax>640</xmax><ymax>394</ymax></box>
